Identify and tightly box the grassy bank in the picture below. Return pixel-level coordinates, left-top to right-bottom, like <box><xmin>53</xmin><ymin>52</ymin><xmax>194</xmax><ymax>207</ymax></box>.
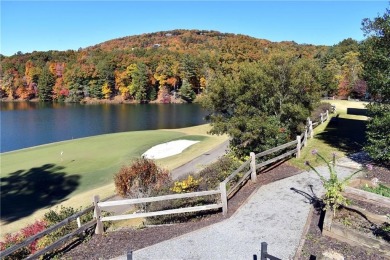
<box><xmin>290</xmin><ymin>100</ymin><xmax>368</xmax><ymax>168</ymax></box>
<box><xmin>0</xmin><ymin>124</ymin><xmax>228</xmax><ymax>235</ymax></box>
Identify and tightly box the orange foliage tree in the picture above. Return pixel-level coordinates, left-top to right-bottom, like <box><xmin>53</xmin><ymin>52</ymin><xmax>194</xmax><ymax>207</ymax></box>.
<box><xmin>114</xmin><ymin>158</ymin><xmax>171</xmax><ymax>203</ymax></box>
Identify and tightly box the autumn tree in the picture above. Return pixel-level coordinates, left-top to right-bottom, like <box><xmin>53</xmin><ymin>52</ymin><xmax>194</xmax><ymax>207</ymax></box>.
<box><xmin>360</xmin><ymin>6</ymin><xmax>390</xmax><ymax>162</ymax></box>
<box><xmin>1</xmin><ymin>66</ymin><xmax>25</xmax><ymax>100</ymax></box>
<box><xmin>114</xmin><ymin>69</ymin><xmax>130</xmax><ymax>98</ymax></box>
<box><xmin>23</xmin><ymin>60</ymin><xmax>40</xmax><ymax>99</ymax></box>
<box><xmin>321</xmin><ymin>58</ymin><xmax>341</xmax><ymax>97</ymax></box>
<box><xmin>154</xmin><ymin>56</ymin><xmax>175</xmax><ymax>89</ymax></box>
<box><xmin>50</xmin><ymin>62</ymin><xmax>67</xmax><ymax>101</ymax></box>
<box><xmin>0</xmin><ymin>72</ymin><xmax>13</xmax><ymax>98</ymax></box>
<box><xmin>339</xmin><ymin>51</ymin><xmax>364</xmax><ymax>97</ymax></box>
<box><xmin>101</xmin><ymin>82</ymin><xmax>112</xmax><ymax>99</ymax></box>
<box><xmin>319</xmin><ymin>38</ymin><xmax>362</xmax><ymax>98</ymax></box>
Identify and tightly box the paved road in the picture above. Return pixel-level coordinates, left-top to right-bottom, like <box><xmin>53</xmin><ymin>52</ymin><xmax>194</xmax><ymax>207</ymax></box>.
<box><xmin>171</xmin><ymin>140</ymin><xmax>230</xmax><ymax>180</ymax></box>
<box><xmin>112</xmin><ymin>162</ymin><xmax>361</xmax><ymax>260</ymax></box>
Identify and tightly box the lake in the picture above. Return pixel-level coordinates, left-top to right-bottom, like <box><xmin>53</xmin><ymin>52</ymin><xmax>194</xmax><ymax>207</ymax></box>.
<box><xmin>0</xmin><ymin>102</ymin><xmax>208</xmax><ymax>153</ymax></box>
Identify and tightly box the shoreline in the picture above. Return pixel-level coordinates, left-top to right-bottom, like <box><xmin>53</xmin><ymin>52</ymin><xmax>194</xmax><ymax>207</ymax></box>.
<box><xmin>0</xmin><ymin>94</ymin><xmax>188</xmax><ymax>105</ymax></box>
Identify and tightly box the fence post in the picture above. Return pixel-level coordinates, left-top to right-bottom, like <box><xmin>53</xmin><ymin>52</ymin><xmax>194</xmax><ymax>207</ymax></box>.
<box><xmin>127</xmin><ymin>250</ymin><xmax>133</xmax><ymax>260</ymax></box>
<box><xmin>219</xmin><ymin>182</ymin><xmax>228</xmax><ymax>215</ymax></box>
<box><xmin>76</xmin><ymin>217</ymin><xmax>81</xmax><ymax>228</ymax></box>
<box><xmin>93</xmin><ymin>195</ymin><xmax>103</xmax><ymax>234</ymax></box>
<box><xmin>296</xmin><ymin>135</ymin><xmax>301</xmax><ymax>158</ymax></box>
<box><xmin>309</xmin><ymin>119</ymin><xmax>313</xmax><ymax>139</ymax></box>
<box><xmin>326</xmin><ymin>110</ymin><xmax>329</xmax><ymax>120</ymax></box>
<box><xmin>260</xmin><ymin>242</ymin><xmax>268</xmax><ymax>260</ymax></box>
<box><xmin>320</xmin><ymin>113</ymin><xmax>324</xmax><ymax>124</ymax></box>
<box><xmin>250</xmin><ymin>152</ymin><xmax>257</xmax><ymax>183</ymax></box>
<box><xmin>303</xmin><ymin>128</ymin><xmax>308</xmax><ymax>147</ymax></box>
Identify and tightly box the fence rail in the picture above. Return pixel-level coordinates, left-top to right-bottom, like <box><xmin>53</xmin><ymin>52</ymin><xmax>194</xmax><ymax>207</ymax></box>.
<box><xmin>254</xmin><ymin>140</ymin><xmax>297</xmax><ymax>159</ymax></box>
<box><xmin>93</xmin><ymin>187</ymin><xmax>227</xmax><ymax>234</ymax></box>
<box><xmin>2</xmin><ymin>107</ymin><xmax>334</xmax><ymax>258</ymax></box>
<box><xmin>0</xmin><ymin>195</ymin><xmax>114</xmax><ymax>259</ymax></box>
<box><xmin>223</xmin><ymin>159</ymin><xmax>251</xmax><ymax>184</ymax></box>
<box><xmin>256</xmin><ymin>149</ymin><xmax>298</xmax><ymax>170</ymax></box>
<box><xmin>26</xmin><ymin>220</ymin><xmax>97</xmax><ymax>260</ymax></box>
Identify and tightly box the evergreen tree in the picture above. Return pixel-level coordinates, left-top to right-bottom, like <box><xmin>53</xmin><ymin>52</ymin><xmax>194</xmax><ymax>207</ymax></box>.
<box><xmin>360</xmin><ymin>7</ymin><xmax>390</xmax><ymax>162</ymax></box>
<box><xmin>202</xmin><ymin>56</ymin><xmax>321</xmax><ymax>158</ymax></box>
<box><xmin>179</xmin><ymin>79</ymin><xmax>196</xmax><ymax>103</ymax></box>
<box><xmin>38</xmin><ymin>66</ymin><xmax>55</xmax><ymax>102</ymax></box>
<box><xmin>130</xmin><ymin>63</ymin><xmax>150</xmax><ymax>102</ymax></box>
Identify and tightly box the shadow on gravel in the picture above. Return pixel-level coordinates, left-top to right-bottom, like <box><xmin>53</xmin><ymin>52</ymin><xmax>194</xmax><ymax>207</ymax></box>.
<box><xmin>290</xmin><ymin>185</ymin><xmax>327</xmax><ymax>232</ymax></box>
<box><xmin>290</xmin><ymin>185</ymin><xmax>323</xmax><ymax>210</ymax></box>
<box><xmin>0</xmin><ymin>164</ymin><xmax>80</xmax><ymax>223</ymax></box>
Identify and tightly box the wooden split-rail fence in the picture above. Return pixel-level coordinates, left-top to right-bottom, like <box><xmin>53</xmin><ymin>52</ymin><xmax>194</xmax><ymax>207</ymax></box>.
<box><xmin>93</xmin><ymin>109</ymin><xmax>331</xmax><ymax>233</ymax></box>
<box><xmin>1</xmin><ymin>109</ymin><xmax>332</xmax><ymax>258</ymax></box>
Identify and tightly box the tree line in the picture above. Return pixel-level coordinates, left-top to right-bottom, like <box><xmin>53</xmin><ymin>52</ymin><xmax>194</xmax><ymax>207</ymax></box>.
<box><xmin>0</xmin><ymin>30</ymin><xmax>365</xmax><ymax>103</ymax></box>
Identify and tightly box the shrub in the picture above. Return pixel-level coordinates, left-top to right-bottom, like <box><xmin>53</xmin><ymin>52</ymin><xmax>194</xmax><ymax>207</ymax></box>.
<box><xmin>364</xmin><ymin>103</ymin><xmax>390</xmax><ymax>163</ymax></box>
<box><xmin>38</xmin><ymin>205</ymin><xmax>94</xmax><ymax>256</ymax></box>
<box><xmin>146</xmin><ymin>155</ymin><xmax>241</xmax><ymax>225</ymax></box>
<box><xmin>171</xmin><ymin>175</ymin><xmax>202</xmax><ymax>193</ymax></box>
<box><xmin>0</xmin><ymin>220</ymin><xmax>47</xmax><ymax>259</ymax></box>
<box><xmin>114</xmin><ymin>158</ymin><xmax>171</xmax><ymax>201</ymax></box>
<box><xmin>20</xmin><ymin>220</ymin><xmax>47</xmax><ymax>253</ymax></box>
<box><xmin>0</xmin><ymin>206</ymin><xmax>96</xmax><ymax>259</ymax></box>
<box><xmin>37</xmin><ymin>206</ymin><xmax>79</xmax><ymax>252</ymax></box>
<box><xmin>306</xmin><ymin>150</ymin><xmax>372</xmax><ymax>215</ymax></box>
<box><xmin>195</xmin><ymin>154</ymin><xmax>242</xmax><ymax>191</ymax></box>
<box><xmin>362</xmin><ymin>183</ymin><xmax>390</xmax><ymax>198</ymax></box>
<box><xmin>311</xmin><ymin>102</ymin><xmax>333</xmax><ymax>122</ymax></box>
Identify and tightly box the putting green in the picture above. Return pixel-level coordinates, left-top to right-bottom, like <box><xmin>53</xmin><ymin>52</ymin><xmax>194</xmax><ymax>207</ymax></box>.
<box><xmin>0</xmin><ymin>124</ymin><xmax>228</xmax><ymax>235</ymax></box>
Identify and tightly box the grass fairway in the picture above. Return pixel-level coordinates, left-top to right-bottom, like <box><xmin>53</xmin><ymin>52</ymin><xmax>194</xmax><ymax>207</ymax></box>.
<box><xmin>0</xmin><ymin>124</ymin><xmax>227</xmax><ymax>235</ymax></box>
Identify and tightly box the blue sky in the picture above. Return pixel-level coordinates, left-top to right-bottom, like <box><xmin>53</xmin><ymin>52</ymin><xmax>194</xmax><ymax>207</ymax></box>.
<box><xmin>1</xmin><ymin>1</ymin><xmax>388</xmax><ymax>56</ymax></box>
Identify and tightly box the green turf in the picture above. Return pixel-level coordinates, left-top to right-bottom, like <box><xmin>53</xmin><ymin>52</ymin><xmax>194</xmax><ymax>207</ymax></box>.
<box><xmin>0</xmin><ymin>129</ymin><xmax>210</xmax><ymax>223</ymax></box>
<box><xmin>290</xmin><ymin>100</ymin><xmax>368</xmax><ymax>169</ymax></box>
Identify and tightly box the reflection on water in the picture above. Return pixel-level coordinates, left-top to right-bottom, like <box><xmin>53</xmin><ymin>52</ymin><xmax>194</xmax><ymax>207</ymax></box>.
<box><xmin>0</xmin><ymin>102</ymin><xmax>208</xmax><ymax>153</ymax></box>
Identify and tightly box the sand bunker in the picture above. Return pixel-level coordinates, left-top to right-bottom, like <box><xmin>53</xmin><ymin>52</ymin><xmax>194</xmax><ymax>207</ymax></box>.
<box><xmin>142</xmin><ymin>140</ymin><xmax>200</xmax><ymax>159</ymax></box>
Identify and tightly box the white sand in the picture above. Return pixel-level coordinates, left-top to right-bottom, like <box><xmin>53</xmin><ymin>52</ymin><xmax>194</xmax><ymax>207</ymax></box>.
<box><xmin>142</xmin><ymin>140</ymin><xmax>200</xmax><ymax>159</ymax></box>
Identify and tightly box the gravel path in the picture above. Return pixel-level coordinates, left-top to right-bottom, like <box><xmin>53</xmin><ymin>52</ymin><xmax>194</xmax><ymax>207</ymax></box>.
<box><xmin>112</xmin><ymin>163</ymin><xmax>360</xmax><ymax>260</ymax></box>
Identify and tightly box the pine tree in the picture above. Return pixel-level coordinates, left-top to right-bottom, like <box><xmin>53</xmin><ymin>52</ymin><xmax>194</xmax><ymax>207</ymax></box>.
<box><xmin>38</xmin><ymin>66</ymin><xmax>55</xmax><ymax>102</ymax></box>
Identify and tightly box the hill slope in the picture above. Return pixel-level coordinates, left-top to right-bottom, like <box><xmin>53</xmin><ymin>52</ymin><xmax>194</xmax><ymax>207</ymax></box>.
<box><xmin>0</xmin><ymin>29</ymin><xmax>329</xmax><ymax>103</ymax></box>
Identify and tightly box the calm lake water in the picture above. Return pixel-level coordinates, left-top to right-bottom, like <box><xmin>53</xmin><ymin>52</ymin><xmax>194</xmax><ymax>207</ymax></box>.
<box><xmin>0</xmin><ymin>102</ymin><xmax>208</xmax><ymax>153</ymax></box>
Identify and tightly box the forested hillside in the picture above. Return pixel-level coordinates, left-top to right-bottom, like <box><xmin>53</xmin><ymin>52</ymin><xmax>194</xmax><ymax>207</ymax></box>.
<box><xmin>0</xmin><ymin>29</ymin><xmax>364</xmax><ymax>103</ymax></box>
